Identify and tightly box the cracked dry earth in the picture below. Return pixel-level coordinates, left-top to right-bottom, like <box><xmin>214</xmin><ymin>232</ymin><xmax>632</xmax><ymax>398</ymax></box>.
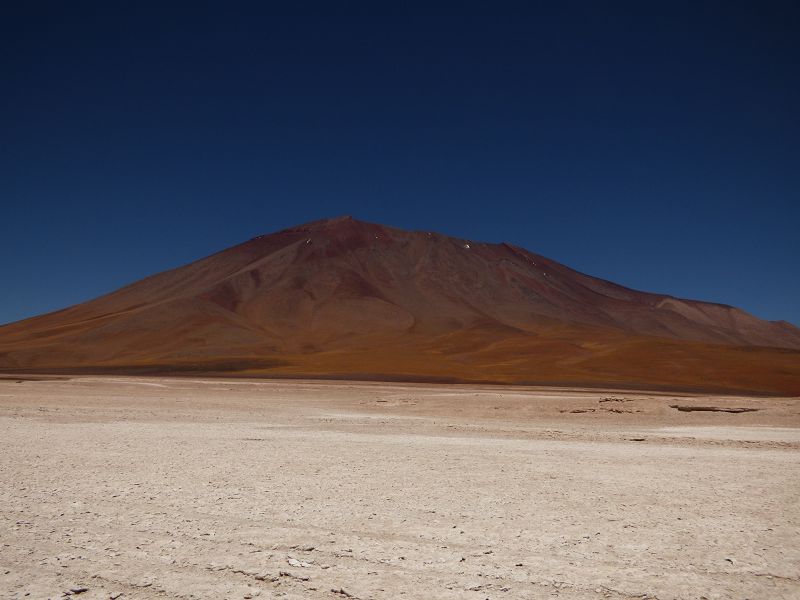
<box><xmin>0</xmin><ymin>377</ymin><xmax>799</xmax><ymax>600</ymax></box>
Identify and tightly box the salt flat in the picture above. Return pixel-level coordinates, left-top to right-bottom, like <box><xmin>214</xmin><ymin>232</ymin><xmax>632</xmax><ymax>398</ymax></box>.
<box><xmin>0</xmin><ymin>377</ymin><xmax>798</xmax><ymax>600</ymax></box>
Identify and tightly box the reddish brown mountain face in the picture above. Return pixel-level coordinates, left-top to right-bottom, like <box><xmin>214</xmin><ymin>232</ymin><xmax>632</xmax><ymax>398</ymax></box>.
<box><xmin>1</xmin><ymin>216</ymin><xmax>799</xmax><ymax>393</ymax></box>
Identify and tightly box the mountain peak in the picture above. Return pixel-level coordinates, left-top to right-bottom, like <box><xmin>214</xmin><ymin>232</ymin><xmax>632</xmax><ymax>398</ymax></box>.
<box><xmin>309</xmin><ymin>214</ymin><xmax>356</xmax><ymax>227</ymax></box>
<box><xmin>278</xmin><ymin>215</ymin><xmax>375</xmax><ymax>234</ymax></box>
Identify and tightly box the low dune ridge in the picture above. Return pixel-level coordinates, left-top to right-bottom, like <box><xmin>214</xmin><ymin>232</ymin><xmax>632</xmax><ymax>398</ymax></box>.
<box><xmin>1</xmin><ymin>216</ymin><xmax>799</xmax><ymax>394</ymax></box>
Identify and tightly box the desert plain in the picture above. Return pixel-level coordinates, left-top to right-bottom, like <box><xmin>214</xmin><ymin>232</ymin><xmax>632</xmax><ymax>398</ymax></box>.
<box><xmin>0</xmin><ymin>376</ymin><xmax>798</xmax><ymax>600</ymax></box>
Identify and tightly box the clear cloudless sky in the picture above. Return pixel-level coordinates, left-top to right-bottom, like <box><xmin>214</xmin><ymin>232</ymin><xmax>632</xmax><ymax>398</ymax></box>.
<box><xmin>2</xmin><ymin>2</ymin><xmax>799</xmax><ymax>326</ymax></box>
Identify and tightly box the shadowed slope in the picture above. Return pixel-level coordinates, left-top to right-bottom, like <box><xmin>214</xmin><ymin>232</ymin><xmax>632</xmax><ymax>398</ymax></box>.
<box><xmin>1</xmin><ymin>216</ymin><xmax>799</xmax><ymax>393</ymax></box>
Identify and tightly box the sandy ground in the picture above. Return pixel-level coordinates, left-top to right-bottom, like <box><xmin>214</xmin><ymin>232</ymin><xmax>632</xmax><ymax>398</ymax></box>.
<box><xmin>0</xmin><ymin>377</ymin><xmax>798</xmax><ymax>600</ymax></box>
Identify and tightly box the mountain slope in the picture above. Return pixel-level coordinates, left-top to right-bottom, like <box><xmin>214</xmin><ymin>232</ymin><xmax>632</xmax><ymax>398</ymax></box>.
<box><xmin>1</xmin><ymin>216</ymin><xmax>799</xmax><ymax>394</ymax></box>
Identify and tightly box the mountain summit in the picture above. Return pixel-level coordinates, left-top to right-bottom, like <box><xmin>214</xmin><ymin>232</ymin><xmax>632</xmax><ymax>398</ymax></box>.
<box><xmin>1</xmin><ymin>217</ymin><xmax>799</xmax><ymax>393</ymax></box>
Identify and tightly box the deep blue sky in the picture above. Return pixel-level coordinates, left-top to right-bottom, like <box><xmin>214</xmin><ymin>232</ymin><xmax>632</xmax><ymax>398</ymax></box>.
<box><xmin>2</xmin><ymin>3</ymin><xmax>799</xmax><ymax>326</ymax></box>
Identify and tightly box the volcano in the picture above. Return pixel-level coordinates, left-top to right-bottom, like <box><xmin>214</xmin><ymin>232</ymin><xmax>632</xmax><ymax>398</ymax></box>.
<box><xmin>1</xmin><ymin>216</ymin><xmax>799</xmax><ymax>394</ymax></box>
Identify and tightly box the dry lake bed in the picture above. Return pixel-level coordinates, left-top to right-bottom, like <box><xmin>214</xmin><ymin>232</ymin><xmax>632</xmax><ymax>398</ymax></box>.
<box><xmin>1</xmin><ymin>376</ymin><xmax>798</xmax><ymax>599</ymax></box>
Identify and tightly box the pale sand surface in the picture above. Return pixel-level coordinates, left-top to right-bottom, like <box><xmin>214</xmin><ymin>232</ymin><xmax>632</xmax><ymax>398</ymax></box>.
<box><xmin>0</xmin><ymin>376</ymin><xmax>798</xmax><ymax>600</ymax></box>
